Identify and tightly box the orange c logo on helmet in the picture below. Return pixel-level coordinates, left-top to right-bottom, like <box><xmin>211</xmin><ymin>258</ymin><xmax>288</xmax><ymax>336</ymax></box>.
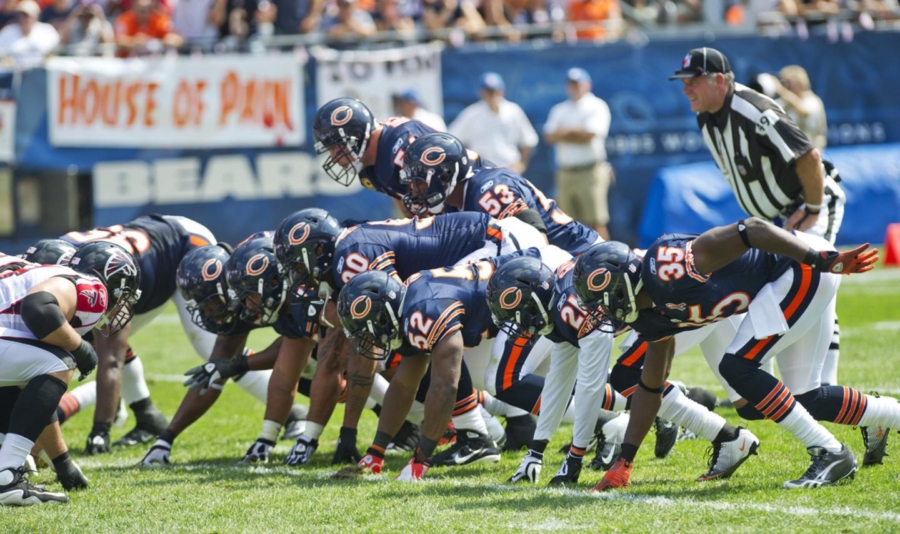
<box><xmin>350</xmin><ymin>296</ymin><xmax>372</xmax><ymax>319</ymax></box>
<box><xmin>289</xmin><ymin>223</ymin><xmax>311</xmax><ymax>245</ymax></box>
<box><xmin>246</xmin><ymin>254</ymin><xmax>269</xmax><ymax>276</ymax></box>
<box><xmin>202</xmin><ymin>258</ymin><xmax>222</xmax><ymax>281</ymax></box>
<box><xmin>587</xmin><ymin>268</ymin><xmax>611</xmax><ymax>291</ymax></box>
<box><xmin>420</xmin><ymin>147</ymin><xmax>446</xmax><ymax>166</ymax></box>
<box><xmin>331</xmin><ymin>106</ymin><xmax>353</xmax><ymax>126</ymax></box>
<box><xmin>499</xmin><ymin>287</ymin><xmax>522</xmax><ymax>310</ymax></box>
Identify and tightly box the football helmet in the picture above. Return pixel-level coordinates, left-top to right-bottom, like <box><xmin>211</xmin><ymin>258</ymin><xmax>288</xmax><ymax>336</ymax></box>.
<box><xmin>225</xmin><ymin>236</ymin><xmax>286</xmax><ymax>327</ymax></box>
<box><xmin>273</xmin><ymin>208</ymin><xmax>343</xmax><ymax>291</ymax></box>
<box><xmin>486</xmin><ymin>256</ymin><xmax>555</xmax><ymax>344</ymax></box>
<box><xmin>336</xmin><ymin>270</ymin><xmax>405</xmax><ymax>360</ymax></box>
<box><xmin>20</xmin><ymin>238</ymin><xmax>78</xmax><ymax>265</ymax></box>
<box><xmin>312</xmin><ymin>98</ymin><xmax>377</xmax><ymax>186</ymax></box>
<box><xmin>177</xmin><ymin>245</ymin><xmax>238</xmax><ymax>334</ymax></box>
<box><xmin>572</xmin><ymin>242</ymin><xmax>643</xmax><ymax>331</ymax></box>
<box><xmin>69</xmin><ymin>241</ymin><xmax>142</xmax><ymax>336</ymax></box>
<box><xmin>400</xmin><ymin>132</ymin><xmax>474</xmax><ymax>216</ymax></box>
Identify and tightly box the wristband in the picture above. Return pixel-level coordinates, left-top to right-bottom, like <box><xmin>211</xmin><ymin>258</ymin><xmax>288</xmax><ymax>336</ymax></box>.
<box><xmin>804</xmin><ymin>201</ymin><xmax>824</xmax><ymax>212</ymax></box>
<box><xmin>638</xmin><ymin>378</ymin><xmax>665</xmax><ymax>394</ymax></box>
<box><xmin>72</xmin><ymin>339</ymin><xmax>95</xmax><ymax>363</ymax></box>
<box><xmin>339</xmin><ymin>426</ymin><xmax>358</xmax><ymax>442</ymax></box>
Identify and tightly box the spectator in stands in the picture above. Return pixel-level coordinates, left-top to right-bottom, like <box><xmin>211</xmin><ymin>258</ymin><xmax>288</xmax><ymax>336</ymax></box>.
<box><xmin>0</xmin><ymin>0</ymin><xmax>18</xmax><ymax>31</ymax></box>
<box><xmin>322</xmin><ymin>0</ymin><xmax>375</xmax><ymax>40</ymax></box>
<box><xmin>41</xmin><ymin>0</ymin><xmax>75</xmax><ymax>33</ymax></box>
<box><xmin>568</xmin><ymin>0</ymin><xmax>622</xmax><ymax>41</ymax></box>
<box><xmin>271</xmin><ymin>0</ymin><xmax>323</xmax><ymax>35</ymax></box>
<box><xmin>58</xmin><ymin>1</ymin><xmax>115</xmax><ymax>54</ymax></box>
<box><xmin>421</xmin><ymin>0</ymin><xmax>485</xmax><ymax>37</ymax></box>
<box><xmin>770</xmin><ymin>65</ymin><xmax>828</xmax><ymax>149</ymax></box>
<box><xmin>115</xmin><ymin>0</ymin><xmax>183</xmax><ymax>56</ymax></box>
<box><xmin>373</xmin><ymin>0</ymin><xmax>415</xmax><ymax>35</ymax></box>
<box><xmin>544</xmin><ymin>68</ymin><xmax>613</xmax><ymax>239</ymax></box>
<box><xmin>0</xmin><ymin>0</ymin><xmax>60</xmax><ymax>68</ymax></box>
<box><xmin>172</xmin><ymin>0</ymin><xmax>221</xmax><ymax>43</ymax></box>
<box><xmin>215</xmin><ymin>0</ymin><xmax>260</xmax><ymax>39</ymax></box>
<box><xmin>392</xmin><ymin>88</ymin><xmax>447</xmax><ymax>131</ymax></box>
<box><xmin>449</xmin><ymin>72</ymin><xmax>538</xmax><ymax>173</ymax></box>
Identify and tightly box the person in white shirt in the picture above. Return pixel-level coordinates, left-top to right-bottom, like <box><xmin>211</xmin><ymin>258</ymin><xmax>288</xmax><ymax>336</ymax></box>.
<box><xmin>0</xmin><ymin>0</ymin><xmax>60</xmax><ymax>69</ymax></box>
<box><xmin>544</xmin><ymin>68</ymin><xmax>613</xmax><ymax>239</ymax></box>
<box><xmin>392</xmin><ymin>88</ymin><xmax>447</xmax><ymax>132</ymax></box>
<box><xmin>448</xmin><ymin>72</ymin><xmax>538</xmax><ymax>174</ymax></box>
<box><xmin>776</xmin><ymin>65</ymin><xmax>828</xmax><ymax>150</ymax></box>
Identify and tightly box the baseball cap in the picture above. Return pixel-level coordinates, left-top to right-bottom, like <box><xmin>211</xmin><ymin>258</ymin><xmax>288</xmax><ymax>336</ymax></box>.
<box><xmin>669</xmin><ymin>47</ymin><xmax>731</xmax><ymax>80</ymax></box>
<box><xmin>392</xmin><ymin>88</ymin><xmax>420</xmax><ymax>103</ymax></box>
<box><xmin>566</xmin><ymin>68</ymin><xmax>592</xmax><ymax>85</ymax></box>
<box><xmin>480</xmin><ymin>72</ymin><xmax>505</xmax><ymax>91</ymax></box>
<box><xmin>16</xmin><ymin>0</ymin><xmax>41</xmax><ymax>18</ymax></box>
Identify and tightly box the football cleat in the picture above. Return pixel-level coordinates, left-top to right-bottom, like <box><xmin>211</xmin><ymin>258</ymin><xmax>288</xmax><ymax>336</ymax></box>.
<box><xmin>502</xmin><ymin>415</ymin><xmax>536</xmax><ymax>452</ymax></box>
<box><xmin>548</xmin><ymin>453</ymin><xmax>583</xmax><ymax>486</ymax></box>
<box><xmin>140</xmin><ymin>440</ymin><xmax>172</xmax><ymax>467</ymax></box>
<box><xmin>115</xmin><ymin>405</ymin><xmax>168</xmax><ymax>447</ymax></box>
<box><xmin>654</xmin><ymin>417</ymin><xmax>678</xmax><ymax>459</ymax></box>
<box><xmin>281</xmin><ymin>410</ymin><xmax>307</xmax><ymax>442</ymax></box>
<box><xmin>483</xmin><ymin>409</ymin><xmax>507</xmax><ymax>449</ymax></box>
<box><xmin>431</xmin><ymin>429</ymin><xmax>501</xmax><ymax>467</ymax></box>
<box><xmin>589</xmin><ymin>414</ymin><xmax>627</xmax><ymax>471</ymax></box>
<box><xmin>861</xmin><ymin>425</ymin><xmax>890</xmax><ymax>467</ymax></box>
<box><xmin>697</xmin><ymin>427</ymin><xmax>759</xmax><ymax>482</ymax></box>
<box><xmin>509</xmin><ymin>451</ymin><xmax>543</xmax><ymax>483</ymax></box>
<box><xmin>0</xmin><ymin>467</ymin><xmax>68</xmax><ymax>506</ymax></box>
<box><xmin>686</xmin><ymin>386</ymin><xmax>720</xmax><ymax>412</ymax></box>
<box><xmin>590</xmin><ymin>457</ymin><xmax>632</xmax><ymax>492</ymax></box>
<box><xmin>395</xmin><ymin>458</ymin><xmax>430</xmax><ymax>481</ymax></box>
<box><xmin>386</xmin><ymin>420</ymin><xmax>421</xmax><ymax>454</ymax></box>
<box><xmin>783</xmin><ymin>444</ymin><xmax>857</xmax><ymax>489</ymax></box>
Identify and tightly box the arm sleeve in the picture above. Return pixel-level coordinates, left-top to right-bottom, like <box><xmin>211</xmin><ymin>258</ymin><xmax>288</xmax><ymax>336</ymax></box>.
<box><xmin>21</xmin><ymin>291</ymin><xmax>68</xmax><ymax>340</ymax></box>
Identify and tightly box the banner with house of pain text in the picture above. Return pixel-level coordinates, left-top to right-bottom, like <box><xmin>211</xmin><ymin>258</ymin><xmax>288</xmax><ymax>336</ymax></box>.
<box><xmin>46</xmin><ymin>55</ymin><xmax>304</xmax><ymax>148</ymax></box>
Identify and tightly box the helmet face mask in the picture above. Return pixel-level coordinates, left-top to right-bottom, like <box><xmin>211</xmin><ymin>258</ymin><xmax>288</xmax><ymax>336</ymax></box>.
<box><xmin>312</xmin><ymin>99</ymin><xmax>376</xmax><ymax>187</ymax></box>
<box><xmin>336</xmin><ymin>271</ymin><xmax>405</xmax><ymax>360</ymax></box>
<box><xmin>400</xmin><ymin>133</ymin><xmax>472</xmax><ymax>216</ymax></box>
<box><xmin>486</xmin><ymin>257</ymin><xmax>556</xmax><ymax>346</ymax></box>
<box><xmin>69</xmin><ymin>242</ymin><xmax>142</xmax><ymax>337</ymax></box>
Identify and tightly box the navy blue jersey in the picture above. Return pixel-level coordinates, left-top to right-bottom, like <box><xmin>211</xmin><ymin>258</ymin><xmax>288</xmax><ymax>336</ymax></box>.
<box><xmin>358</xmin><ymin>118</ymin><xmax>436</xmax><ymax>200</ymax></box>
<box><xmin>401</xmin><ymin>249</ymin><xmax>540</xmax><ymax>352</ymax></box>
<box><xmin>61</xmin><ymin>215</ymin><xmax>212</xmax><ymax>315</ymax></box>
<box><xmin>631</xmin><ymin>233</ymin><xmax>793</xmax><ymax>342</ymax></box>
<box><xmin>545</xmin><ymin>261</ymin><xmax>602</xmax><ymax>348</ymax></box>
<box><xmin>331</xmin><ymin>212</ymin><xmax>504</xmax><ymax>288</ymax></box>
<box><xmin>461</xmin><ymin>167</ymin><xmax>599</xmax><ymax>256</ymax></box>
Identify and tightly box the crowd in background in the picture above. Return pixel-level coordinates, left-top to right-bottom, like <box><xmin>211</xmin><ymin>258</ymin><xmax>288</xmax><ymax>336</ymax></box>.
<box><xmin>0</xmin><ymin>0</ymin><xmax>898</xmax><ymax>66</ymax></box>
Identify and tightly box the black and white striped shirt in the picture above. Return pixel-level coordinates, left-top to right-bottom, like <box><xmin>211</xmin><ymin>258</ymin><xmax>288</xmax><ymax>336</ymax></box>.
<box><xmin>698</xmin><ymin>83</ymin><xmax>815</xmax><ymax>220</ymax></box>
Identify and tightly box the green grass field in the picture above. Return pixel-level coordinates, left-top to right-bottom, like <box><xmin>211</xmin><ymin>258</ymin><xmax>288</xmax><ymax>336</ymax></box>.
<box><xmin>3</xmin><ymin>269</ymin><xmax>900</xmax><ymax>533</ymax></box>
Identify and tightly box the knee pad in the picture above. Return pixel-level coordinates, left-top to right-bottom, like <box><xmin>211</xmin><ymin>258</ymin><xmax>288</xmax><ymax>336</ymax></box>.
<box><xmin>736</xmin><ymin>403</ymin><xmax>766</xmax><ymax>421</ymax></box>
<box><xmin>9</xmin><ymin>374</ymin><xmax>67</xmax><ymax>441</ymax></box>
<box><xmin>718</xmin><ymin>353</ymin><xmax>755</xmax><ymax>386</ymax></box>
<box><xmin>609</xmin><ymin>364</ymin><xmax>640</xmax><ymax>396</ymax></box>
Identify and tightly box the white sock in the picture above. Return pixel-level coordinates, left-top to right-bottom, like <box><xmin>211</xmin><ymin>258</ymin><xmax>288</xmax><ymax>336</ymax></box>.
<box><xmin>607</xmin><ymin>386</ymin><xmax>628</xmax><ymax>412</ymax></box>
<box><xmin>600</xmin><ymin>413</ymin><xmax>629</xmax><ymax>445</ymax></box>
<box><xmin>480</xmin><ymin>407</ymin><xmax>506</xmax><ymax>445</ymax></box>
<box><xmin>452</xmin><ymin>406</ymin><xmax>489</xmax><ymax>436</ymax></box>
<box><xmin>369</xmin><ymin>374</ymin><xmax>389</xmax><ymax>405</ymax></box>
<box><xmin>259</xmin><ymin>419</ymin><xmax>282</xmax><ymax>442</ymax></box>
<box><xmin>479</xmin><ymin>391</ymin><xmax>528</xmax><ymax>418</ymax></box>
<box><xmin>778</xmin><ymin>404</ymin><xmax>842</xmax><ymax>453</ymax></box>
<box><xmin>122</xmin><ymin>355</ymin><xmax>152</xmax><ymax>405</ymax></box>
<box><xmin>0</xmin><ymin>433</ymin><xmax>35</xmax><ymax>477</ymax></box>
<box><xmin>857</xmin><ymin>394</ymin><xmax>900</xmax><ymax>429</ymax></box>
<box><xmin>69</xmin><ymin>381</ymin><xmax>97</xmax><ymax>409</ymax></box>
<box><xmin>364</xmin><ymin>397</ymin><xmax>378</xmax><ymax>411</ymax></box>
<box><xmin>302</xmin><ymin>422</ymin><xmax>325</xmax><ymax>441</ymax></box>
<box><xmin>233</xmin><ymin>370</ymin><xmax>273</xmax><ymax>405</ymax></box>
<box><xmin>406</xmin><ymin>401</ymin><xmax>425</xmax><ymax>424</ymax></box>
<box><xmin>658</xmin><ymin>386</ymin><xmax>726</xmax><ymax>443</ymax></box>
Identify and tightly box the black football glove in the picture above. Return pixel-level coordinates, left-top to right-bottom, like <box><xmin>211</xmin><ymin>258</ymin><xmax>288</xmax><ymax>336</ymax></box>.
<box><xmin>85</xmin><ymin>423</ymin><xmax>111</xmax><ymax>455</ymax></box>
<box><xmin>184</xmin><ymin>355</ymin><xmax>250</xmax><ymax>395</ymax></box>
<box><xmin>331</xmin><ymin>427</ymin><xmax>362</xmax><ymax>466</ymax></box>
<box><xmin>55</xmin><ymin>455</ymin><xmax>89</xmax><ymax>490</ymax></box>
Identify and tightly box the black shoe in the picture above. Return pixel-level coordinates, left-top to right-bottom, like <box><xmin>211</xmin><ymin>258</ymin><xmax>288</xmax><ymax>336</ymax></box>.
<box><xmin>431</xmin><ymin>429</ymin><xmax>501</xmax><ymax>467</ymax></box>
<box><xmin>502</xmin><ymin>415</ymin><xmax>535</xmax><ymax>452</ymax></box>
<box><xmin>686</xmin><ymin>387</ymin><xmax>719</xmax><ymax>412</ymax></box>
<box><xmin>0</xmin><ymin>467</ymin><xmax>68</xmax><ymax>506</ymax></box>
<box><xmin>114</xmin><ymin>405</ymin><xmax>167</xmax><ymax>447</ymax></box>
<box><xmin>783</xmin><ymin>444</ymin><xmax>857</xmax><ymax>489</ymax></box>
<box><xmin>654</xmin><ymin>417</ymin><xmax>678</xmax><ymax>459</ymax></box>
<box><xmin>387</xmin><ymin>420</ymin><xmax>421</xmax><ymax>454</ymax></box>
<box><xmin>548</xmin><ymin>455</ymin><xmax>582</xmax><ymax>486</ymax></box>
<box><xmin>861</xmin><ymin>425</ymin><xmax>890</xmax><ymax>467</ymax></box>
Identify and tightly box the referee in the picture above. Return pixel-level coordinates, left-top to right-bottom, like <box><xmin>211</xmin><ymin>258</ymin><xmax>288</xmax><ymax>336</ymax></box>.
<box><xmin>669</xmin><ymin>47</ymin><xmax>845</xmax><ymax>386</ymax></box>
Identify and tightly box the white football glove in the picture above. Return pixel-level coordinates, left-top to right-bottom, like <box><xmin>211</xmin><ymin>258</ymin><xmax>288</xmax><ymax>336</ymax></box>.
<box><xmin>509</xmin><ymin>450</ymin><xmax>543</xmax><ymax>483</ymax></box>
<box><xmin>240</xmin><ymin>438</ymin><xmax>275</xmax><ymax>464</ymax></box>
<box><xmin>140</xmin><ymin>440</ymin><xmax>172</xmax><ymax>467</ymax></box>
<box><xmin>284</xmin><ymin>436</ymin><xmax>318</xmax><ymax>466</ymax></box>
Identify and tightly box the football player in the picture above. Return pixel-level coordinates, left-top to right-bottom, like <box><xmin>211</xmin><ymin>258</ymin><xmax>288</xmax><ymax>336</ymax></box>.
<box><xmin>60</xmin><ymin>216</ymin><xmax>303</xmax><ymax>453</ymax></box>
<box><xmin>338</xmin><ymin>250</ymin><xmax>551</xmax><ymax>480</ymax></box>
<box><xmin>0</xmin><ymin>243</ymin><xmax>140</xmax><ymax>505</ymax></box>
<box><xmin>488</xmin><ymin>256</ymin><xmax>758</xmax><ymax>486</ymax></box>
<box><xmin>312</xmin><ymin>98</ymin><xmax>443</xmax><ymax>215</ymax></box>
<box><xmin>574</xmin><ymin>218</ymin><xmax>895</xmax><ymax>490</ymax></box>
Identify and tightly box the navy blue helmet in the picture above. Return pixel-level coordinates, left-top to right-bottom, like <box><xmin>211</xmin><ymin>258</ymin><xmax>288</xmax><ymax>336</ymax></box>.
<box><xmin>225</xmin><ymin>235</ymin><xmax>286</xmax><ymax>327</ymax></box>
<box><xmin>486</xmin><ymin>255</ymin><xmax>556</xmax><ymax>344</ymax></box>
<box><xmin>177</xmin><ymin>245</ymin><xmax>239</xmax><ymax>334</ymax></box>
<box><xmin>336</xmin><ymin>270</ymin><xmax>405</xmax><ymax>360</ymax></box>
<box><xmin>572</xmin><ymin>242</ymin><xmax>643</xmax><ymax>332</ymax></box>
<box><xmin>273</xmin><ymin>208</ymin><xmax>343</xmax><ymax>291</ymax></box>
<box><xmin>400</xmin><ymin>132</ymin><xmax>473</xmax><ymax>216</ymax></box>
<box><xmin>312</xmin><ymin>98</ymin><xmax>377</xmax><ymax>187</ymax></box>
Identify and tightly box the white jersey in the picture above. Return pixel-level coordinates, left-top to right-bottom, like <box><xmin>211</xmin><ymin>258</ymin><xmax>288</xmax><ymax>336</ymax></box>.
<box><xmin>0</xmin><ymin>263</ymin><xmax>108</xmax><ymax>340</ymax></box>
